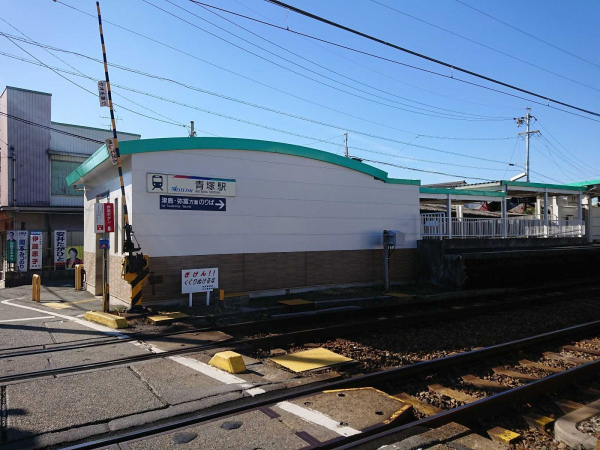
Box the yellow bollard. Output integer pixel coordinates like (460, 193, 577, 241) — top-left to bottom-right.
(31, 274, 41, 302)
(75, 264, 84, 291)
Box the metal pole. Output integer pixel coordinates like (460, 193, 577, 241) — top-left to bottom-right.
(190, 121, 196, 137)
(102, 247, 108, 312)
(578, 192, 583, 238)
(344, 133, 348, 158)
(543, 189, 549, 237)
(383, 243, 389, 291)
(446, 195, 452, 239)
(525, 109, 530, 182)
(501, 197, 507, 238)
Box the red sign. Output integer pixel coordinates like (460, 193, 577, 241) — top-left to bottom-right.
(104, 203, 114, 233)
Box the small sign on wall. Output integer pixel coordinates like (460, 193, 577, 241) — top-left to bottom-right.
(30, 231, 42, 270)
(106, 138, 117, 165)
(182, 268, 219, 294)
(160, 195, 226, 211)
(94, 203, 115, 233)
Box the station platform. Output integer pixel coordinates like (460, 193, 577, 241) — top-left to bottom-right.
(418, 238, 600, 288)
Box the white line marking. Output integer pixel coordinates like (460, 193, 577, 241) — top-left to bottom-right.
(1, 299, 129, 338)
(276, 401, 361, 437)
(169, 355, 246, 384)
(2, 298, 264, 396)
(0, 316, 54, 323)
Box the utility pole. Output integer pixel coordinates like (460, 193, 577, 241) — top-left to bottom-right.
(189, 121, 197, 137)
(511, 108, 539, 182)
(344, 133, 348, 158)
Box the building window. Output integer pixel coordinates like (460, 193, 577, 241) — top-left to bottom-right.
(51, 160, 84, 196)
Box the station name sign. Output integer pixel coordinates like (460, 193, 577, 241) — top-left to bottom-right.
(147, 173, 236, 197)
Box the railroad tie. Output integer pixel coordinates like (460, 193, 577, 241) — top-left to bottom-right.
(393, 392, 443, 417)
(487, 426, 521, 445)
(542, 352, 590, 365)
(518, 359, 563, 373)
(492, 367, 540, 382)
(522, 412, 555, 435)
(461, 374, 510, 392)
(427, 384, 478, 403)
(554, 398, 585, 414)
(562, 345, 600, 357)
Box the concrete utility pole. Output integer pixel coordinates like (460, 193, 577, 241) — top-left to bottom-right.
(344, 133, 348, 158)
(189, 121, 197, 137)
(511, 108, 539, 182)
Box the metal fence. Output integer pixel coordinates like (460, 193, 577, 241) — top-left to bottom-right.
(420, 214, 584, 239)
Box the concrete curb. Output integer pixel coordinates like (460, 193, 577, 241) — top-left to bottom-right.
(84, 311, 128, 329)
(554, 398, 600, 450)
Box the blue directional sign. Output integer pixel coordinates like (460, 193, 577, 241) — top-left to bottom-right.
(99, 239, 110, 250)
(159, 195, 226, 211)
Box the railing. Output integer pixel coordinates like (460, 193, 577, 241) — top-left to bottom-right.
(420, 214, 584, 239)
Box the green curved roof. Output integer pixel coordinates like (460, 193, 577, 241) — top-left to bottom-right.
(67, 137, 420, 186)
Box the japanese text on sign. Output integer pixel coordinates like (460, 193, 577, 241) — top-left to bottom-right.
(94, 203, 115, 233)
(54, 230, 67, 268)
(106, 138, 117, 165)
(30, 231, 42, 270)
(6, 231, 16, 264)
(97, 81, 109, 107)
(160, 195, 226, 211)
(182, 268, 219, 294)
(147, 173, 236, 197)
(17, 231, 28, 272)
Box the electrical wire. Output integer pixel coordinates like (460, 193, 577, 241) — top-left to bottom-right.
(454, 0, 600, 71)
(51, 0, 524, 139)
(0, 18, 190, 132)
(143, 0, 511, 122)
(368, 0, 600, 93)
(537, 133, 598, 177)
(0, 48, 521, 145)
(228, 0, 524, 111)
(536, 120, 598, 172)
(1, 31, 187, 130)
(188, 0, 513, 120)
(0, 111, 104, 143)
(357, 157, 496, 181)
(262, 0, 600, 119)
(503, 136, 521, 179)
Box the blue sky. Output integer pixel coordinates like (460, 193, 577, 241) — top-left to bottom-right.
(1, 0, 599, 185)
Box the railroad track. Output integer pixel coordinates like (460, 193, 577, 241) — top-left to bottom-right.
(60, 318, 600, 450)
(2, 277, 596, 360)
(0, 281, 600, 385)
(1, 280, 599, 385)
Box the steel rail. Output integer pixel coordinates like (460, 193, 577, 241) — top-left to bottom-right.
(1, 285, 598, 384)
(329, 359, 600, 449)
(61, 318, 600, 449)
(2, 278, 597, 360)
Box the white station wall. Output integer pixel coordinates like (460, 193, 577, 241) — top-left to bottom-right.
(129, 148, 420, 257)
(83, 157, 133, 256)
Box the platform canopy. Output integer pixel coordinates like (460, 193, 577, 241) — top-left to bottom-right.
(568, 179, 600, 197)
(455, 180, 584, 197)
(419, 187, 506, 204)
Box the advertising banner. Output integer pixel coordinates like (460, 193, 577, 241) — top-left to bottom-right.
(6, 230, 16, 263)
(17, 231, 28, 272)
(54, 230, 67, 268)
(30, 231, 42, 270)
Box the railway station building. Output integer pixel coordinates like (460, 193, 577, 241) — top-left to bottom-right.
(67, 137, 421, 307)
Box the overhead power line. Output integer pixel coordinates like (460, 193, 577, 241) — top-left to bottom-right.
(264, 0, 600, 119)
(358, 158, 495, 182)
(0, 41, 519, 142)
(144, 0, 509, 122)
(186, 0, 511, 120)
(228, 0, 523, 111)
(454, 0, 600, 71)
(0, 111, 104, 143)
(368, 0, 600, 93)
